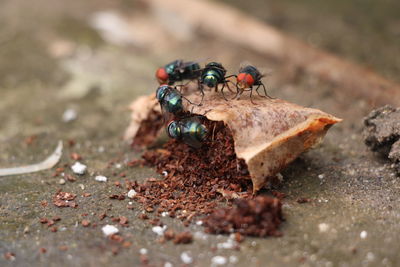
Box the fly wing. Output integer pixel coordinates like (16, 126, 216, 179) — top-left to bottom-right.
(239, 61, 273, 78)
(160, 103, 175, 126)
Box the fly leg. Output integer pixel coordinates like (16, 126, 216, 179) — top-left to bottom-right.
(249, 87, 257, 104)
(258, 82, 274, 99)
(220, 82, 229, 101)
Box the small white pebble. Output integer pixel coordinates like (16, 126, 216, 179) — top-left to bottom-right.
(164, 262, 173, 267)
(180, 252, 193, 264)
(217, 238, 236, 249)
(318, 223, 330, 233)
(211, 256, 227, 266)
(71, 162, 87, 175)
(196, 220, 203, 226)
(62, 108, 77, 122)
(139, 248, 148, 255)
(161, 211, 169, 217)
(152, 225, 167, 236)
(78, 184, 85, 190)
(162, 171, 168, 177)
(102, 225, 119, 236)
(127, 189, 137, 198)
(194, 231, 208, 241)
(115, 163, 122, 169)
(98, 146, 105, 153)
(229, 255, 238, 264)
(128, 202, 133, 205)
(360, 231, 368, 239)
(59, 178, 66, 185)
(318, 174, 325, 179)
(95, 175, 107, 182)
(366, 252, 375, 261)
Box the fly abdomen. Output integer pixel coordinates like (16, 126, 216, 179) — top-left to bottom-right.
(162, 89, 183, 114)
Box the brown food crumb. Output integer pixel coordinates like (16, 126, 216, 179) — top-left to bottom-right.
(24, 135, 37, 145)
(109, 234, 124, 243)
(173, 231, 193, 244)
(65, 174, 77, 182)
(234, 232, 245, 243)
(119, 216, 129, 226)
(140, 254, 149, 265)
(82, 192, 91, 197)
(132, 109, 164, 147)
(50, 226, 58, 232)
(164, 229, 175, 240)
(272, 191, 286, 200)
(99, 213, 107, 220)
(203, 196, 284, 237)
(39, 218, 48, 224)
(70, 152, 82, 161)
(127, 159, 144, 167)
(297, 198, 311, 204)
(109, 194, 125, 200)
(59, 245, 68, 251)
(39, 248, 47, 254)
(132, 120, 252, 223)
(4, 252, 15, 261)
(68, 139, 76, 147)
(122, 241, 132, 248)
(53, 190, 77, 208)
(52, 216, 61, 221)
(111, 247, 119, 255)
(81, 219, 91, 227)
(138, 213, 149, 220)
(40, 200, 48, 207)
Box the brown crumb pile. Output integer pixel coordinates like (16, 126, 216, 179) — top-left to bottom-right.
(130, 120, 253, 223)
(203, 196, 283, 237)
(53, 190, 77, 208)
(132, 109, 164, 147)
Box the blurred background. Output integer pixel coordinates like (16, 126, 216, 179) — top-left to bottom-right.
(0, 0, 399, 140)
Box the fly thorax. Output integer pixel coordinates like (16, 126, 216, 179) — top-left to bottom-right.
(167, 121, 181, 139)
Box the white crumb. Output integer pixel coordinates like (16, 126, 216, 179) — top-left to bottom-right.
(139, 248, 148, 255)
(360, 231, 368, 239)
(71, 162, 87, 175)
(95, 175, 107, 182)
(127, 189, 137, 198)
(102, 225, 119, 236)
(180, 252, 193, 264)
(62, 108, 77, 122)
(211, 256, 227, 266)
(318, 223, 330, 233)
(152, 225, 167, 236)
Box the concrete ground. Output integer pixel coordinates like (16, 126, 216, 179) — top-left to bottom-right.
(1, 0, 399, 266)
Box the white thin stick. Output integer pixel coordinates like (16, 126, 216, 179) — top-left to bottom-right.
(0, 141, 63, 177)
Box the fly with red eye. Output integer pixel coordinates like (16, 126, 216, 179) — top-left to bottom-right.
(235, 65, 273, 103)
(155, 60, 201, 86)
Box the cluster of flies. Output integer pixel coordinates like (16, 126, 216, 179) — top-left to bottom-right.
(155, 60, 272, 148)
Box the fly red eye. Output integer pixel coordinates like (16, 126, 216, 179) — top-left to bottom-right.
(237, 73, 246, 83)
(156, 68, 169, 83)
(237, 73, 254, 87)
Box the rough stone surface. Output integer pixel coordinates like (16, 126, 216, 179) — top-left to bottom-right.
(363, 105, 400, 172)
